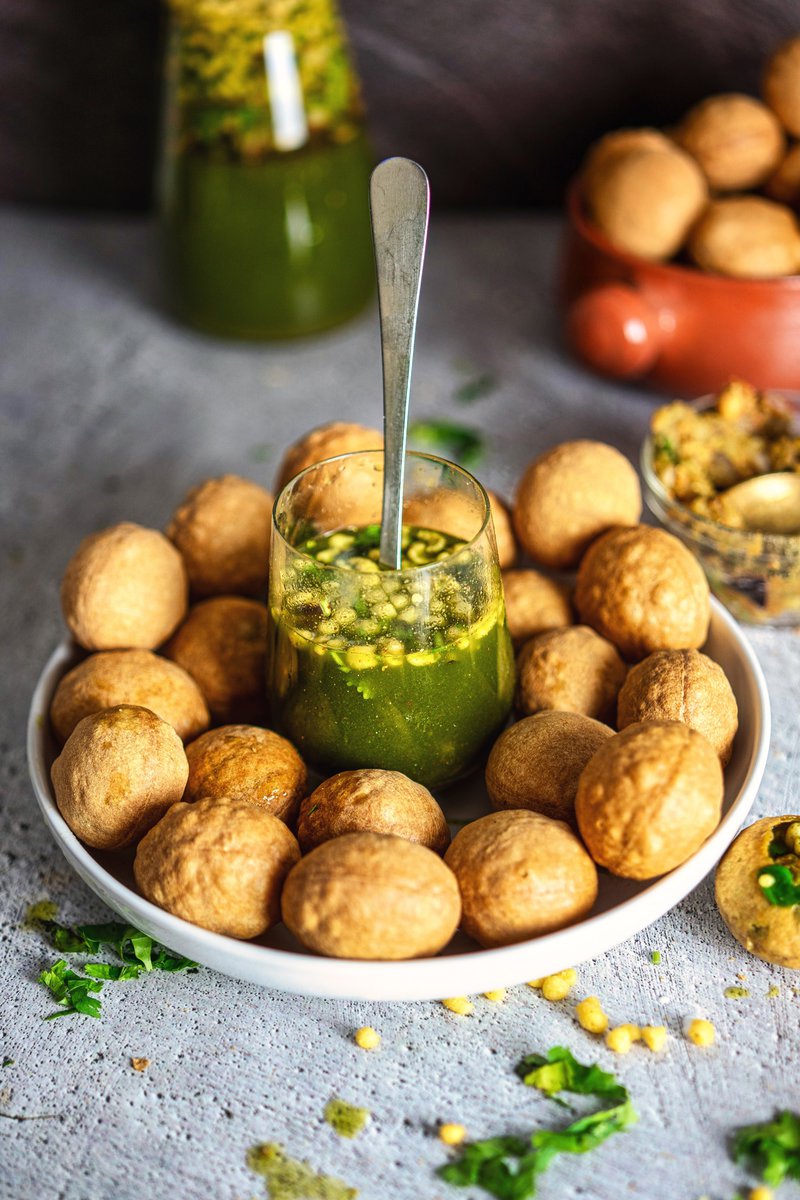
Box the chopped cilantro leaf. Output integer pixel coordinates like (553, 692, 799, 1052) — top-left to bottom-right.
(653, 433, 680, 465)
(408, 420, 485, 468)
(39, 960, 103, 1019)
(84, 962, 141, 981)
(733, 1110, 800, 1185)
(440, 1048, 636, 1198)
(757, 864, 800, 907)
(650, 950, 662, 965)
(2, 1058, 14, 1068)
(517, 1046, 628, 1106)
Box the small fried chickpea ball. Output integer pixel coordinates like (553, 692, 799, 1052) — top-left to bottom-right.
(167, 474, 273, 598)
(584, 146, 708, 261)
(515, 626, 627, 725)
(513, 441, 641, 570)
(675, 93, 785, 191)
(184, 725, 307, 823)
(715, 814, 800, 968)
(617, 649, 738, 765)
(486, 711, 613, 823)
(575, 526, 710, 662)
(275, 421, 383, 491)
(576, 720, 724, 879)
(688, 197, 800, 279)
(50, 649, 210, 744)
(765, 142, 800, 205)
(134, 796, 300, 939)
(164, 596, 268, 724)
(502, 569, 573, 646)
(61, 523, 188, 651)
(51, 705, 188, 850)
(764, 36, 800, 137)
(281, 832, 461, 960)
(297, 768, 450, 854)
(581, 127, 674, 193)
(444, 810, 598, 948)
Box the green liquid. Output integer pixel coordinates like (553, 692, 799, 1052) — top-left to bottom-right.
(160, 133, 374, 339)
(268, 524, 515, 788)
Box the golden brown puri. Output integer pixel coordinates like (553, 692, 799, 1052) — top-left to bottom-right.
(296, 769, 450, 855)
(281, 832, 461, 960)
(61, 522, 188, 652)
(575, 720, 724, 880)
(688, 196, 800, 279)
(617, 649, 738, 766)
(515, 625, 627, 725)
(765, 142, 800, 205)
(163, 596, 268, 724)
(486, 712, 614, 824)
(487, 492, 518, 570)
(444, 810, 598, 948)
(184, 725, 307, 823)
(584, 145, 707, 261)
(51, 705, 188, 851)
(402, 488, 517, 568)
(575, 525, 710, 662)
(513, 441, 642, 570)
(50, 649, 210, 744)
(167, 474, 273, 599)
(764, 36, 800, 138)
(134, 796, 300, 939)
(675, 93, 785, 191)
(581, 128, 674, 194)
(502, 568, 573, 646)
(715, 815, 800, 968)
(274, 421, 383, 491)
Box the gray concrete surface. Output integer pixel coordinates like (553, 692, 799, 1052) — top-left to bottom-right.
(0, 209, 798, 1200)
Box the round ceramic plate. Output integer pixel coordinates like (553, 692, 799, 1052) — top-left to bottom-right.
(27, 598, 770, 1002)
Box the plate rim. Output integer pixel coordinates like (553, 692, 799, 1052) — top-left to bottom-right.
(26, 598, 771, 1002)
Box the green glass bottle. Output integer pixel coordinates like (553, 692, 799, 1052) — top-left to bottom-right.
(158, 0, 374, 339)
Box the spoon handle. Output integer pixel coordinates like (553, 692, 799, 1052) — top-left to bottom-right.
(369, 157, 430, 570)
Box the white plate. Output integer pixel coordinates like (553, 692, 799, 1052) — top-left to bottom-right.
(27, 599, 770, 1002)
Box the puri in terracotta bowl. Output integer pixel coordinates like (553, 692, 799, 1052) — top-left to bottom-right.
(561, 181, 800, 395)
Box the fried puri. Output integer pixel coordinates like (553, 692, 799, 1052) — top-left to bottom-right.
(51, 705, 188, 850)
(281, 832, 461, 959)
(135, 796, 300, 939)
(184, 724, 307, 822)
(296, 768, 450, 854)
(575, 525, 710, 661)
(61, 523, 188, 651)
(576, 720, 724, 879)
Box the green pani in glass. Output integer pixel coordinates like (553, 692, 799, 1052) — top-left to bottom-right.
(159, 0, 373, 338)
(267, 451, 515, 788)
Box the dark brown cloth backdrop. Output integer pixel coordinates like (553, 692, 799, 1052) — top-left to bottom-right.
(2, 0, 797, 210)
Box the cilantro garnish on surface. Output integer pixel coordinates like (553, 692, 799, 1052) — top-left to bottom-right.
(35, 918, 198, 1019)
(733, 1110, 800, 1185)
(439, 1047, 636, 1199)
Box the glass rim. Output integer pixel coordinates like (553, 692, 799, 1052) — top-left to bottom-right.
(271, 448, 493, 575)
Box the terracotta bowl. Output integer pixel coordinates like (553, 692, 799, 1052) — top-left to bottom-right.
(561, 182, 800, 395)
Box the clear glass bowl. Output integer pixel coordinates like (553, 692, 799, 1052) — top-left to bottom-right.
(641, 394, 800, 627)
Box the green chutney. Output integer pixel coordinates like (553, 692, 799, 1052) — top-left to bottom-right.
(268, 524, 515, 788)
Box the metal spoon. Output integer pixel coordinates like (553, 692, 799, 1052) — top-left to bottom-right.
(720, 472, 800, 536)
(369, 157, 430, 569)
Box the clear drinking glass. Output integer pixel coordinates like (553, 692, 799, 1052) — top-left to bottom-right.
(267, 450, 515, 788)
